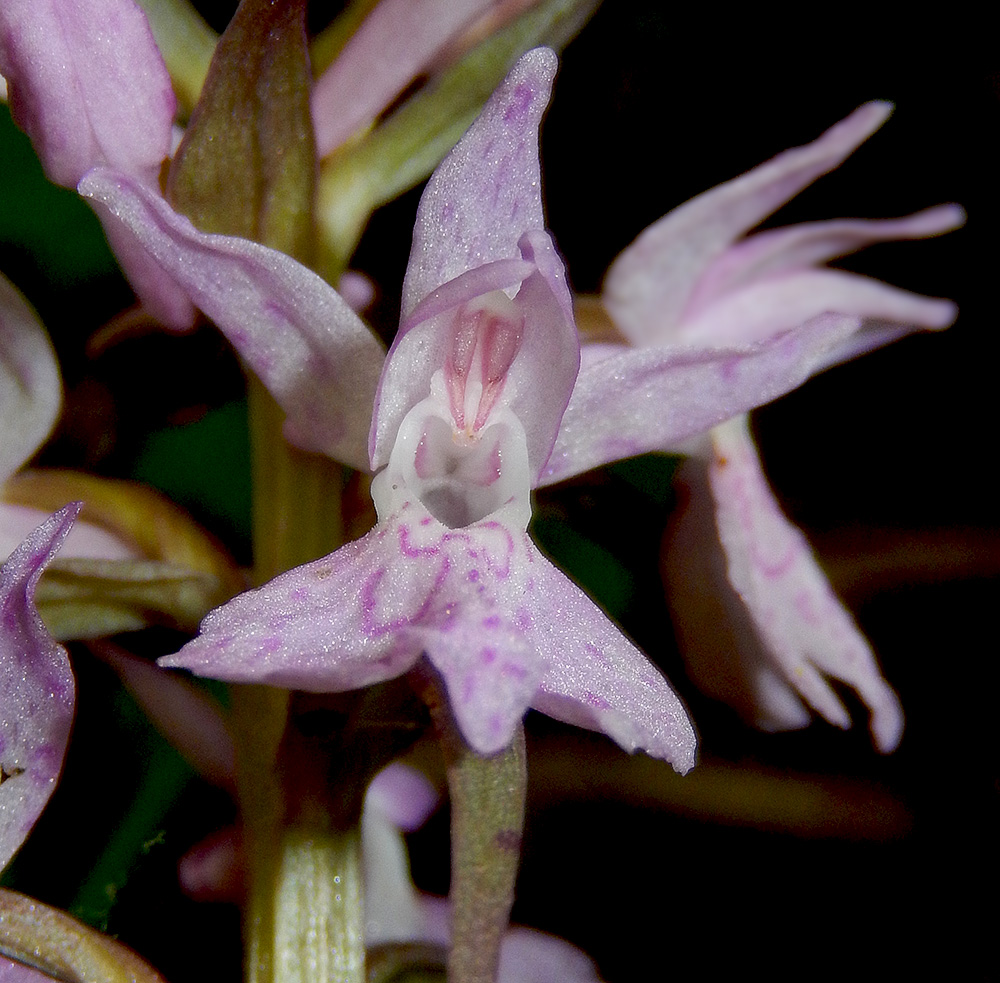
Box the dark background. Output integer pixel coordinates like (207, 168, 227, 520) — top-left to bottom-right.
(2, 3, 996, 980)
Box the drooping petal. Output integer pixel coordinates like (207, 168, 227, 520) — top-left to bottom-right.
(0, 0, 175, 189)
(0, 504, 80, 871)
(400, 46, 556, 320)
(311, 0, 494, 158)
(686, 416, 903, 751)
(682, 205, 965, 321)
(524, 541, 696, 773)
(362, 764, 439, 946)
(79, 167, 386, 470)
(541, 313, 865, 485)
(604, 102, 892, 346)
(0, 276, 61, 484)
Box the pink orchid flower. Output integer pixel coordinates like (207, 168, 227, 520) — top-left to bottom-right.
(156, 49, 696, 771)
(539, 103, 963, 752)
(0, 503, 80, 872)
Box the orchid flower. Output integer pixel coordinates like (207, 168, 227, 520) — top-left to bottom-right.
(158, 49, 696, 771)
(540, 103, 963, 752)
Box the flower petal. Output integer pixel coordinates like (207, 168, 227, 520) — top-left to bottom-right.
(0, 504, 80, 871)
(371, 232, 577, 479)
(604, 102, 892, 346)
(524, 543, 696, 773)
(311, 0, 494, 158)
(93, 642, 235, 789)
(0, 0, 174, 188)
(79, 167, 386, 470)
(682, 206, 965, 321)
(400, 46, 556, 320)
(0, 276, 61, 484)
(678, 416, 903, 752)
(674, 268, 957, 347)
(541, 313, 864, 485)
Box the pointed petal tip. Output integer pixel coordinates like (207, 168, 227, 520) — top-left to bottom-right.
(871, 689, 905, 754)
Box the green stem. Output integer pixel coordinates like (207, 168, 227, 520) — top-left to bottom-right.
(420, 677, 526, 983)
(271, 827, 365, 983)
(248, 375, 345, 585)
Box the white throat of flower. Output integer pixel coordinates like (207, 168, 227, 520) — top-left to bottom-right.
(372, 291, 532, 531)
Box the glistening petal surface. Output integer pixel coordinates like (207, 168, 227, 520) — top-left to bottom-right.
(0, 504, 80, 870)
(80, 168, 386, 470)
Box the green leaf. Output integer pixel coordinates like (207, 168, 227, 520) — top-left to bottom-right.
(166, 0, 315, 262)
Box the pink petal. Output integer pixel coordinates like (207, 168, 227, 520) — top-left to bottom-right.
(372, 235, 577, 480)
(400, 47, 557, 321)
(311, 0, 493, 158)
(79, 168, 386, 470)
(680, 416, 902, 751)
(674, 268, 957, 347)
(683, 206, 965, 321)
(497, 927, 602, 983)
(0, 0, 174, 189)
(0, 504, 80, 870)
(0, 504, 137, 564)
(0, 276, 61, 483)
(98, 212, 197, 330)
(93, 642, 235, 789)
(524, 541, 696, 773)
(541, 313, 864, 485)
(365, 762, 440, 833)
(604, 102, 892, 346)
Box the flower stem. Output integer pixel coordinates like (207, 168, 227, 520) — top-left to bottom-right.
(248, 375, 345, 585)
(420, 675, 526, 983)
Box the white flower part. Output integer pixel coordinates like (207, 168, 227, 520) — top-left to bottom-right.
(372, 290, 532, 532)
